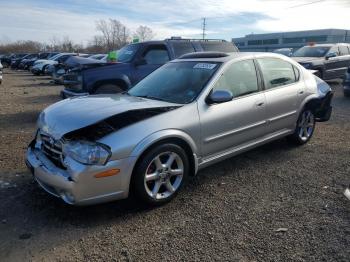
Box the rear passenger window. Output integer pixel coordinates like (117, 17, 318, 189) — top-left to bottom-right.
(339, 46, 349, 56)
(172, 42, 195, 58)
(257, 58, 297, 89)
(213, 59, 259, 98)
(143, 45, 170, 65)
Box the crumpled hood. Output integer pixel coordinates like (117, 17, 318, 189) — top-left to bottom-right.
(291, 57, 323, 63)
(39, 94, 179, 139)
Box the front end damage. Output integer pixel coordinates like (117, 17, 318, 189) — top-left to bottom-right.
(26, 130, 135, 205)
(25, 95, 181, 205)
(307, 75, 334, 122)
(312, 91, 333, 122)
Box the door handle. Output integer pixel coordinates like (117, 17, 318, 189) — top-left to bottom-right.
(256, 102, 264, 107)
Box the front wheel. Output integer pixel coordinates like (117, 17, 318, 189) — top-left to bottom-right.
(132, 144, 189, 206)
(287, 109, 316, 145)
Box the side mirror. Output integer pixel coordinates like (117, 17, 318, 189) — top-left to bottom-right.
(326, 52, 337, 60)
(206, 90, 233, 105)
(134, 58, 147, 66)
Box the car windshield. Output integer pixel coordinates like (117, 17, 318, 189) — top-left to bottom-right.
(49, 54, 61, 60)
(117, 44, 139, 63)
(292, 46, 331, 57)
(128, 61, 221, 104)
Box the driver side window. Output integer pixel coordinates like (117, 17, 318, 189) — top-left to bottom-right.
(142, 45, 170, 65)
(213, 59, 259, 98)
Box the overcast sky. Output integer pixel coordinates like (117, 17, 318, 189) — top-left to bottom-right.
(0, 0, 349, 45)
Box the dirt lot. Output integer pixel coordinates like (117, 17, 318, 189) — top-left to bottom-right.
(0, 69, 349, 262)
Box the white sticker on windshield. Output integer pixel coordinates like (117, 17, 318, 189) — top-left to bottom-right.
(125, 51, 133, 55)
(193, 63, 217, 70)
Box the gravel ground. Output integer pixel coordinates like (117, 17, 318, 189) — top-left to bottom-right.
(0, 69, 349, 262)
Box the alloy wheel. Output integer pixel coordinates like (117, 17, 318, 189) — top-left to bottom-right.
(144, 151, 184, 200)
(298, 110, 315, 141)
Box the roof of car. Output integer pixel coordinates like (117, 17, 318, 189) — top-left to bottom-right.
(173, 52, 287, 63)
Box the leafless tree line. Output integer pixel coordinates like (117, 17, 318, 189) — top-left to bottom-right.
(0, 19, 155, 54)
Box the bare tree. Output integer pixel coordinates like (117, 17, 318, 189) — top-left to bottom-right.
(134, 26, 155, 42)
(95, 19, 130, 51)
(0, 40, 44, 53)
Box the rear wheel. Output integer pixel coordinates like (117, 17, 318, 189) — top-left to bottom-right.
(287, 108, 316, 145)
(94, 84, 123, 94)
(132, 144, 189, 206)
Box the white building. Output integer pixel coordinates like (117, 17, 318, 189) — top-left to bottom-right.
(232, 29, 350, 51)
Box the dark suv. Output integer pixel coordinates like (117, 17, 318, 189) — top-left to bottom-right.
(61, 39, 238, 97)
(291, 43, 350, 80)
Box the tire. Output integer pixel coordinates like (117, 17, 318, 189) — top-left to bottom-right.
(94, 84, 123, 94)
(287, 108, 316, 145)
(132, 143, 189, 206)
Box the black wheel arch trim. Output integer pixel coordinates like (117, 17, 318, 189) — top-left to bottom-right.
(305, 91, 334, 122)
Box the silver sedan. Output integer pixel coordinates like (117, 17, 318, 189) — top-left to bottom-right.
(26, 52, 333, 206)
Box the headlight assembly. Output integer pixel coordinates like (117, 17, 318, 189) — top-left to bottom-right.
(63, 141, 111, 165)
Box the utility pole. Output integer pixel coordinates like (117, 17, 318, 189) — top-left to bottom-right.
(202, 17, 206, 40)
(123, 26, 126, 44)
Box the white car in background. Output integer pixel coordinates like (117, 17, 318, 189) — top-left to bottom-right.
(31, 53, 76, 75)
(0, 61, 3, 84)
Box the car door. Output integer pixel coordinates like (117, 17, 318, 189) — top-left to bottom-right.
(132, 44, 170, 84)
(324, 46, 341, 79)
(198, 59, 267, 158)
(337, 45, 350, 77)
(256, 57, 303, 134)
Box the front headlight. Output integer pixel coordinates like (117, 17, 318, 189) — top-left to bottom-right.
(63, 141, 111, 165)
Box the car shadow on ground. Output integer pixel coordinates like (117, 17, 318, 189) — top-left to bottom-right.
(0, 110, 41, 129)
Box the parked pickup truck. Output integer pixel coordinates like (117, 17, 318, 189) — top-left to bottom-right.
(61, 39, 238, 97)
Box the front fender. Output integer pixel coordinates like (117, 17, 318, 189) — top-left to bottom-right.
(130, 129, 199, 173)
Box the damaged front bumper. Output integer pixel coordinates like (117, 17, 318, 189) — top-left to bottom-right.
(314, 91, 334, 122)
(26, 140, 136, 205)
